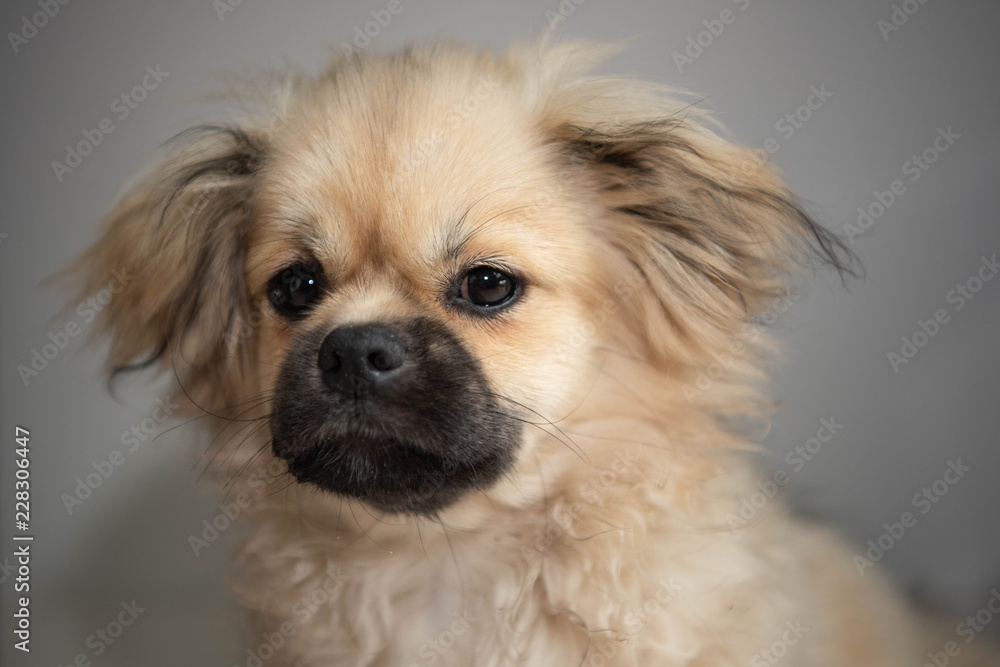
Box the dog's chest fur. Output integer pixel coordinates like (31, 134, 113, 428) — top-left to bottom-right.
(230, 424, 922, 667)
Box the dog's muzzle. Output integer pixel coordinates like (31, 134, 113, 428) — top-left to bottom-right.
(270, 318, 521, 514)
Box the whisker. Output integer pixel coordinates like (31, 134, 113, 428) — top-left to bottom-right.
(221, 423, 274, 492)
(156, 412, 214, 445)
(346, 498, 391, 552)
(437, 518, 466, 596)
(200, 418, 266, 485)
(169, 358, 268, 422)
(226, 438, 272, 487)
(196, 398, 275, 481)
(477, 392, 588, 463)
(217, 355, 284, 370)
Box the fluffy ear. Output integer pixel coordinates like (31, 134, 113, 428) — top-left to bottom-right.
(538, 69, 854, 371)
(65, 125, 267, 403)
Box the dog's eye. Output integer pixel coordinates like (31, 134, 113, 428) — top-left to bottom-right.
(460, 266, 516, 308)
(268, 262, 326, 319)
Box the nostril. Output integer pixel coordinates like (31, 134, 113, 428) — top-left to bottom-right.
(318, 347, 341, 372)
(369, 351, 393, 372)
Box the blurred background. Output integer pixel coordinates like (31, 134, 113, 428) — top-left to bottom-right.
(1, 0, 998, 664)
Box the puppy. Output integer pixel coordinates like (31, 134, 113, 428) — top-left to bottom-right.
(69, 40, 996, 666)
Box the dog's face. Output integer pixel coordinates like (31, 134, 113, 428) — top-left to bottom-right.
(71, 42, 847, 515)
(250, 82, 607, 512)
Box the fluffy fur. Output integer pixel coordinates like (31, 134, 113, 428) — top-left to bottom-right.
(69, 40, 996, 665)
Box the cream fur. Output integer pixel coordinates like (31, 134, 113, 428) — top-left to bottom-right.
(69, 39, 997, 666)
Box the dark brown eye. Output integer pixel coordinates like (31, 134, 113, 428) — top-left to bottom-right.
(460, 266, 516, 308)
(268, 262, 326, 319)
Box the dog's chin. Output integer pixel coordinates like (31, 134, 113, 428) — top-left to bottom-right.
(276, 430, 512, 514)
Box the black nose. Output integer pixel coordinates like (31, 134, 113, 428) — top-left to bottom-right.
(318, 324, 408, 396)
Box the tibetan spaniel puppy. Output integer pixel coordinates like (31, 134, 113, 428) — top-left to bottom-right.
(68, 40, 996, 666)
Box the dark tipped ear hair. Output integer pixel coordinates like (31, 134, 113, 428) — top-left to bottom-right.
(66, 125, 267, 402)
(552, 114, 856, 366)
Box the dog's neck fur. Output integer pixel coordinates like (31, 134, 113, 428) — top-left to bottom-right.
(219, 352, 917, 666)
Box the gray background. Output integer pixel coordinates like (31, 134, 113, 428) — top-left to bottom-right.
(2, 0, 998, 664)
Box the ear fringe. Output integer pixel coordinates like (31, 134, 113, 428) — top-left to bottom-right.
(63, 124, 268, 406)
(531, 42, 858, 423)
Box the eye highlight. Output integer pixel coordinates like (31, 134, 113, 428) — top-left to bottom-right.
(459, 266, 517, 309)
(268, 261, 326, 319)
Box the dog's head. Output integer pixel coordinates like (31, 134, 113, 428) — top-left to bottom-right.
(71, 41, 849, 515)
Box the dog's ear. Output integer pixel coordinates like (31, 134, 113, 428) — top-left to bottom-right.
(66, 125, 267, 404)
(541, 78, 854, 373)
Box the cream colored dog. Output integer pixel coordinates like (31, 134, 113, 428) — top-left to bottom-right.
(70, 40, 996, 666)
